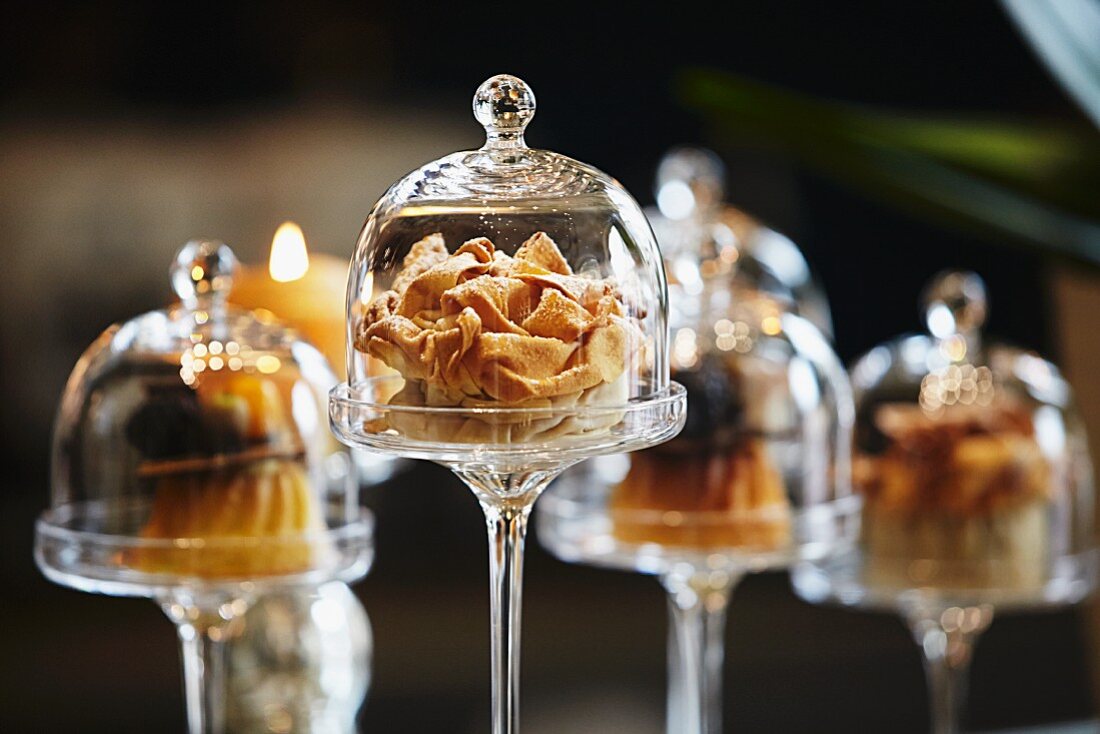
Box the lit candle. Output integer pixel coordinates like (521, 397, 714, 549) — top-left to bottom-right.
(231, 222, 349, 378)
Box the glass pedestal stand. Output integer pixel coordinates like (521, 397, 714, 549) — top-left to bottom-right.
(903, 600, 992, 734)
(793, 549, 1098, 734)
(224, 581, 371, 734)
(662, 568, 740, 734)
(330, 377, 686, 734)
(35, 503, 374, 734)
(537, 474, 860, 734)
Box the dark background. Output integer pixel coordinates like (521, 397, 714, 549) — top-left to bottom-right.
(1, 2, 1097, 732)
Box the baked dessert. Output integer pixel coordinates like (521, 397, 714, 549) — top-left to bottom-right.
(611, 439, 791, 549)
(857, 401, 1051, 589)
(354, 232, 640, 442)
(125, 370, 327, 578)
(609, 353, 792, 550)
(132, 459, 325, 577)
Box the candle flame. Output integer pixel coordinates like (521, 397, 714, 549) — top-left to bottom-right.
(269, 221, 310, 282)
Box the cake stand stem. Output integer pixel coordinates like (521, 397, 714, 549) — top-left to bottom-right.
(455, 468, 563, 734)
(662, 570, 741, 734)
(904, 602, 993, 734)
(162, 593, 249, 734)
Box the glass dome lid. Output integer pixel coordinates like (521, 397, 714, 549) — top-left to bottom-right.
(849, 270, 1095, 598)
(39, 240, 370, 593)
(646, 146, 833, 339)
(342, 74, 671, 437)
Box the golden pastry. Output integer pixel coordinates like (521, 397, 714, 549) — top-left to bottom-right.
(610, 439, 791, 550)
(609, 353, 792, 551)
(130, 459, 327, 578)
(356, 232, 639, 441)
(858, 402, 1051, 589)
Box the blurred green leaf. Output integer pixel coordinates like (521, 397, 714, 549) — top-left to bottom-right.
(678, 68, 1100, 266)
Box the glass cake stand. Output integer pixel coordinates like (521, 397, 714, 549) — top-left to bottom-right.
(335, 72, 686, 734)
(36, 239, 375, 734)
(536, 162, 854, 734)
(792, 271, 1097, 734)
(331, 376, 685, 734)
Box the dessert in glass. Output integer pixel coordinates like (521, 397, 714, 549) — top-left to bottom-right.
(645, 146, 833, 337)
(538, 185, 857, 734)
(792, 271, 1096, 734)
(36, 240, 374, 734)
(328, 74, 686, 734)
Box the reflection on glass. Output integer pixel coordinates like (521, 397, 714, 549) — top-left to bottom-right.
(646, 146, 833, 339)
(226, 582, 371, 734)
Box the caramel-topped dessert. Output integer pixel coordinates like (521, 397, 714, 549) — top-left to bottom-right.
(611, 440, 790, 549)
(858, 401, 1051, 589)
(609, 353, 792, 550)
(125, 370, 326, 578)
(355, 232, 640, 441)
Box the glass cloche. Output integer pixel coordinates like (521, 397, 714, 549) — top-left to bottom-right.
(329, 74, 685, 734)
(792, 270, 1096, 734)
(538, 206, 854, 734)
(646, 146, 833, 338)
(333, 73, 682, 463)
(804, 269, 1096, 605)
(36, 239, 373, 734)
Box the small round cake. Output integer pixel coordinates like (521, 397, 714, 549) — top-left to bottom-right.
(858, 401, 1050, 590)
(608, 350, 794, 552)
